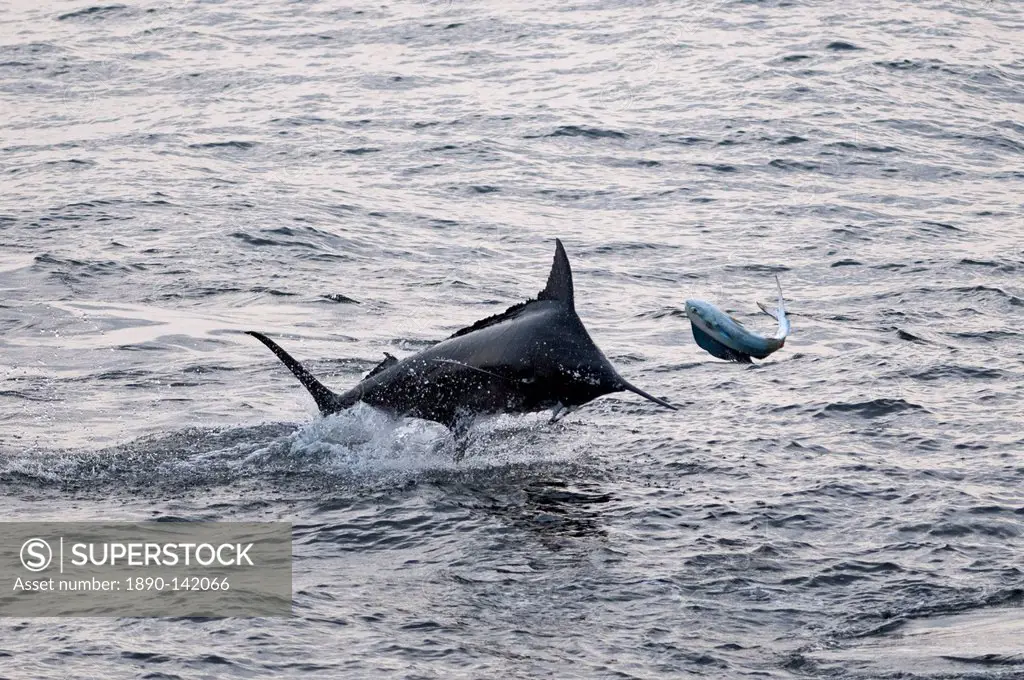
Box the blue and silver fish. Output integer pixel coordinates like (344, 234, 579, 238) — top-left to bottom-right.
(684, 276, 791, 363)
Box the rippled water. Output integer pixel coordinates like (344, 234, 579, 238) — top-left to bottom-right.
(2, 0, 1022, 677)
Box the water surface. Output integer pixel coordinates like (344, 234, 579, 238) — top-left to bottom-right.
(1, 0, 1022, 677)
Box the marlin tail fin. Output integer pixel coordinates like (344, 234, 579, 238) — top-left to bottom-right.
(246, 331, 344, 415)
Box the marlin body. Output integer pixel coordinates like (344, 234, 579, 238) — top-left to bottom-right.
(684, 275, 791, 363)
(248, 240, 676, 431)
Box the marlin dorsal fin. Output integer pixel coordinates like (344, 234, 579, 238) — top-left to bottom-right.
(537, 238, 575, 307)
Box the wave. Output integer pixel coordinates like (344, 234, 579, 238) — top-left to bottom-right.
(0, 404, 586, 494)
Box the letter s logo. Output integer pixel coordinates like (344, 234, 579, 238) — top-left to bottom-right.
(20, 538, 53, 572)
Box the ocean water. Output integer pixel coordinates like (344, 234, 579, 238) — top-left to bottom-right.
(1, 0, 1022, 677)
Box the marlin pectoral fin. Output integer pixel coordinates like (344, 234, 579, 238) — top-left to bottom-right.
(550, 402, 577, 422)
(431, 358, 510, 382)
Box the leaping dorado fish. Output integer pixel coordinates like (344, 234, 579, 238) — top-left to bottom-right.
(684, 275, 791, 363)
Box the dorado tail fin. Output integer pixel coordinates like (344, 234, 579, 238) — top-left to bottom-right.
(755, 274, 790, 341)
(246, 331, 344, 415)
(756, 300, 778, 321)
(619, 378, 678, 410)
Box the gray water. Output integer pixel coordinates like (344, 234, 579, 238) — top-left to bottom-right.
(1, 0, 1023, 678)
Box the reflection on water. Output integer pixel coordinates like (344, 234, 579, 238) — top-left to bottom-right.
(1, 0, 1022, 676)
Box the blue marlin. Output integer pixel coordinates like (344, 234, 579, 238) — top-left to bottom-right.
(247, 239, 676, 433)
(684, 275, 791, 363)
